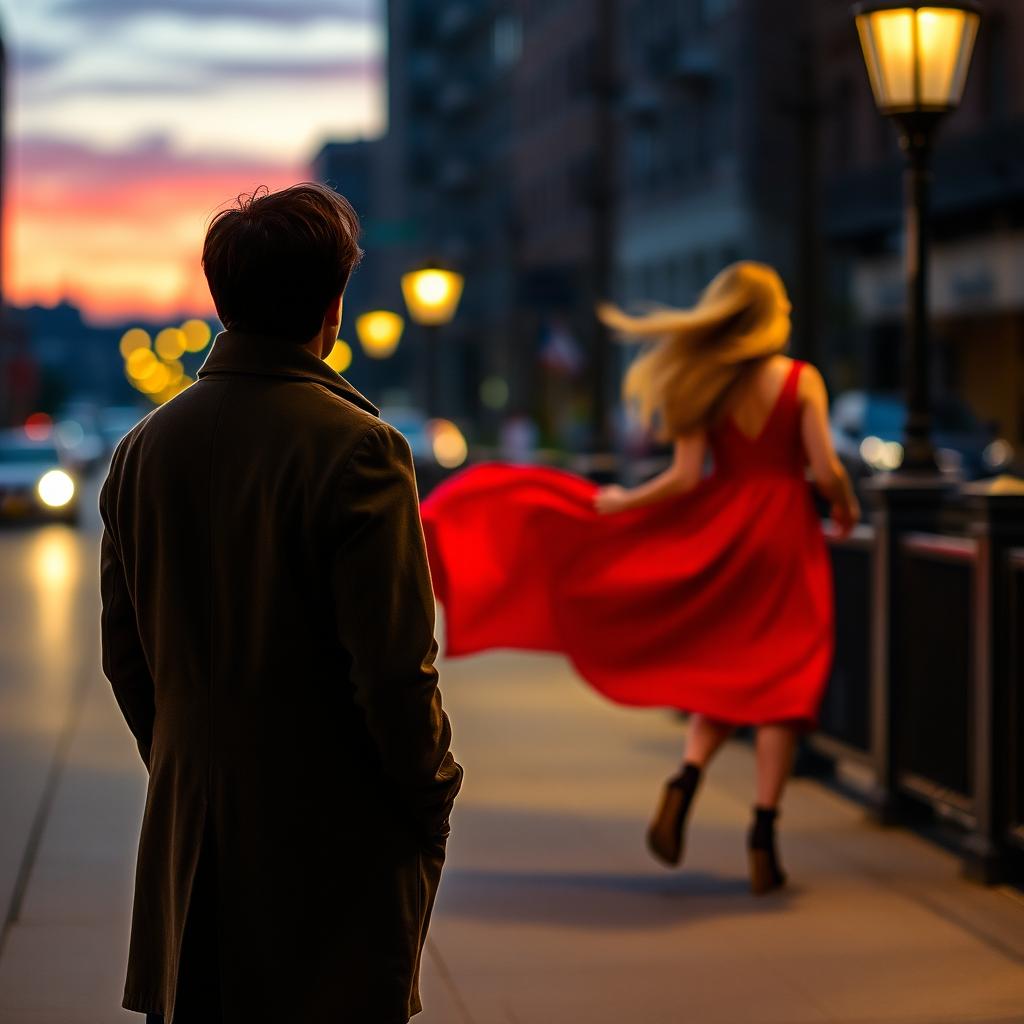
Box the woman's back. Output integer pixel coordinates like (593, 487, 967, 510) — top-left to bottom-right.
(708, 355, 807, 481)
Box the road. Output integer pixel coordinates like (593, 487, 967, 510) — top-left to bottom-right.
(1, 488, 1023, 1023)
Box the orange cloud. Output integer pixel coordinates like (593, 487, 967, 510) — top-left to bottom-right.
(7, 136, 308, 324)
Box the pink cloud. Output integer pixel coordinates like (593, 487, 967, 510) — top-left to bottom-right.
(7, 135, 311, 323)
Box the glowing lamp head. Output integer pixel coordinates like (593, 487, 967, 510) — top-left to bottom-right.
(853, 2, 981, 116)
(356, 311, 405, 358)
(37, 469, 75, 508)
(401, 267, 465, 326)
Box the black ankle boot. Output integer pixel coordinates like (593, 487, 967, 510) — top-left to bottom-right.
(748, 806, 787, 895)
(647, 763, 701, 867)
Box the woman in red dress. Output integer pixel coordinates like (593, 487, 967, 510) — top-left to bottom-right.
(421, 262, 859, 893)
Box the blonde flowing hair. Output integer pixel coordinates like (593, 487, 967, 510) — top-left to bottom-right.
(599, 261, 792, 439)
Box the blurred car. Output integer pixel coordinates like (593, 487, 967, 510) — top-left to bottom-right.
(0, 431, 80, 524)
(380, 406, 433, 463)
(379, 405, 469, 497)
(99, 405, 146, 455)
(52, 402, 107, 474)
(831, 391, 1013, 483)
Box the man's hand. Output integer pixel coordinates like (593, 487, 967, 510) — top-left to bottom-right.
(594, 484, 631, 515)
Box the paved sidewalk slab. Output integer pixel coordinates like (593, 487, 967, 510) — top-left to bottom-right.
(1, 641, 1023, 1023)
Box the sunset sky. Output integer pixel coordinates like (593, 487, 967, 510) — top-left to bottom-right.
(3, 0, 384, 324)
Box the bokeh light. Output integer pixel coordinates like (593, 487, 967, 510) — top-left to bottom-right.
(126, 347, 157, 380)
(325, 340, 353, 374)
(119, 328, 151, 360)
(24, 412, 53, 441)
(356, 310, 404, 359)
(138, 364, 171, 394)
(181, 319, 213, 353)
(55, 420, 85, 449)
(155, 327, 188, 361)
(427, 418, 468, 469)
(37, 469, 75, 508)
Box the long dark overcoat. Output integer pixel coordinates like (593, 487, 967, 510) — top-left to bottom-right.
(99, 330, 463, 1023)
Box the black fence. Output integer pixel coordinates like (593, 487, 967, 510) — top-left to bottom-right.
(811, 479, 1024, 884)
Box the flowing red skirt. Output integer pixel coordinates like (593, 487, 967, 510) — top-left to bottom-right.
(420, 463, 833, 727)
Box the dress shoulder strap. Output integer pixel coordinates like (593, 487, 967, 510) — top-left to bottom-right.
(782, 359, 805, 404)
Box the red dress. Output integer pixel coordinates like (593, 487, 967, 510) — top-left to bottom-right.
(420, 360, 833, 726)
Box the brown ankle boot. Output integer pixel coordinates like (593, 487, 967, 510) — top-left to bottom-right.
(646, 764, 700, 867)
(748, 806, 787, 895)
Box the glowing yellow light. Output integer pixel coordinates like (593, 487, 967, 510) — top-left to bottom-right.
(119, 328, 151, 360)
(180, 319, 212, 353)
(324, 340, 353, 374)
(401, 268, 465, 326)
(428, 418, 468, 469)
(356, 310, 405, 358)
(126, 347, 157, 380)
(37, 469, 75, 508)
(855, 5, 980, 114)
(163, 359, 184, 385)
(138, 364, 171, 394)
(32, 528, 77, 588)
(155, 327, 187, 361)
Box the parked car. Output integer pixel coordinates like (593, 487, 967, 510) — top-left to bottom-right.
(99, 405, 146, 455)
(0, 431, 80, 524)
(379, 405, 469, 497)
(831, 391, 1013, 485)
(52, 401, 107, 475)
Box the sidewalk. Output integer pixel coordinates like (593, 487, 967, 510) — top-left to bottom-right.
(2, 641, 1023, 1023)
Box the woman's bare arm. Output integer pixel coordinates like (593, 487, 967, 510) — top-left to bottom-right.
(594, 432, 706, 514)
(799, 365, 860, 536)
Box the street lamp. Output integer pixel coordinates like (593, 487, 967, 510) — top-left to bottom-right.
(401, 266, 464, 416)
(356, 310, 404, 359)
(853, 1, 981, 473)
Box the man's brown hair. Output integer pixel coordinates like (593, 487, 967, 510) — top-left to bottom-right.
(202, 183, 363, 341)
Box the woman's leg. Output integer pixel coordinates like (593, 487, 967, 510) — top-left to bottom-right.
(684, 714, 735, 768)
(648, 715, 734, 866)
(754, 723, 797, 808)
(749, 722, 798, 894)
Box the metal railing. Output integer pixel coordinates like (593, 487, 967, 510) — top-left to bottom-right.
(814, 481, 1024, 884)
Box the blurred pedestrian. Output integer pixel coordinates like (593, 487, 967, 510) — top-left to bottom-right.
(422, 262, 856, 894)
(100, 183, 462, 1023)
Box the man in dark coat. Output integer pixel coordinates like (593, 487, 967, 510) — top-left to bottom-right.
(99, 183, 463, 1024)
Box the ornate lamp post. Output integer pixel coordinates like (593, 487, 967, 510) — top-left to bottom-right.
(355, 310, 404, 360)
(401, 266, 464, 416)
(852, 1, 981, 473)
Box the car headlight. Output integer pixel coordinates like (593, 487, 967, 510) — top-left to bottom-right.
(37, 469, 75, 508)
(983, 438, 1014, 471)
(859, 435, 903, 471)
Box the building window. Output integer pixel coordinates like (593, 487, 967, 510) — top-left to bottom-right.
(493, 14, 523, 70)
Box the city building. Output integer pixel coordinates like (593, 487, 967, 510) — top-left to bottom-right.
(613, 0, 819, 358)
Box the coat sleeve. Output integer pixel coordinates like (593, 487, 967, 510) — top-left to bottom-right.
(333, 423, 463, 844)
(99, 473, 156, 770)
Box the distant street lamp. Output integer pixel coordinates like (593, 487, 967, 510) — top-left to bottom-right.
(356, 310, 404, 359)
(401, 266, 464, 416)
(853, 1, 981, 473)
